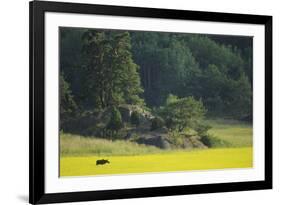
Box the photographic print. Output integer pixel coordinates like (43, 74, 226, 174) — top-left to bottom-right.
(59, 27, 253, 177)
(30, 1, 272, 203)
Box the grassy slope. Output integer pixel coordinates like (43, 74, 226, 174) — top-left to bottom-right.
(60, 119, 253, 176)
(60, 147, 252, 176)
(207, 119, 252, 147)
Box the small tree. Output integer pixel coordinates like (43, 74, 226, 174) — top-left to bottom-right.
(106, 107, 123, 137)
(130, 111, 140, 127)
(163, 96, 206, 132)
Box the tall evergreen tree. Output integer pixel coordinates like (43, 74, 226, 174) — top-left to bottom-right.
(82, 30, 144, 109)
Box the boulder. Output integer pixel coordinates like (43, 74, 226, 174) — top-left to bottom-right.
(151, 127, 168, 134)
(190, 136, 208, 149)
(118, 104, 155, 123)
(136, 135, 171, 149)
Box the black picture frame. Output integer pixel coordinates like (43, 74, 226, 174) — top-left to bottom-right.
(29, 0, 272, 204)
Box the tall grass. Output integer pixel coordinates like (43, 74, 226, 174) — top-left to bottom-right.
(60, 133, 163, 157)
(60, 119, 252, 157)
(206, 119, 252, 147)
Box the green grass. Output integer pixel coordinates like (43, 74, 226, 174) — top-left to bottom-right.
(60, 119, 253, 176)
(206, 119, 252, 147)
(60, 147, 252, 176)
(60, 133, 163, 157)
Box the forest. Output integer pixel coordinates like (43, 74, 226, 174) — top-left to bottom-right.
(59, 27, 253, 176)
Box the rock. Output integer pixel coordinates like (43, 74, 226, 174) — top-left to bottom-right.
(118, 104, 155, 123)
(136, 135, 171, 149)
(182, 138, 193, 149)
(162, 139, 171, 149)
(151, 127, 168, 134)
(190, 136, 208, 149)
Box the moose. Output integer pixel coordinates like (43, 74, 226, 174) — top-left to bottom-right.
(96, 159, 110, 165)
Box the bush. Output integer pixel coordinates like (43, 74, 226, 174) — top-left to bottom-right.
(167, 131, 185, 147)
(161, 95, 206, 132)
(130, 111, 140, 127)
(200, 134, 230, 148)
(194, 123, 212, 136)
(150, 117, 165, 131)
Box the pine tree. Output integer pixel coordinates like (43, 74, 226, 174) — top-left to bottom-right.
(82, 30, 144, 109)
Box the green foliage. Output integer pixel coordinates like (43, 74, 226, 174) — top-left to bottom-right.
(150, 117, 165, 131)
(161, 95, 206, 132)
(106, 107, 123, 134)
(60, 74, 77, 128)
(200, 134, 230, 148)
(225, 74, 252, 118)
(167, 131, 185, 147)
(131, 32, 200, 106)
(82, 30, 144, 109)
(165, 94, 179, 105)
(59, 27, 253, 136)
(184, 35, 252, 118)
(130, 111, 140, 127)
(194, 123, 212, 136)
(59, 28, 89, 108)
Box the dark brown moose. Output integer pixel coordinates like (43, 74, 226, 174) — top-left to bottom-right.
(96, 159, 110, 165)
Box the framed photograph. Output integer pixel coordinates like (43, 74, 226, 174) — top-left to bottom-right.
(29, 0, 272, 204)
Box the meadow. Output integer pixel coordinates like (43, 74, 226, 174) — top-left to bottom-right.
(207, 119, 252, 147)
(60, 120, 253, 177)
(60, 147, 252, 176)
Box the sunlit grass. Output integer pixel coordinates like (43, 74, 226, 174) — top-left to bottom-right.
(60, 147, 252, 176)
(60, 133, 163, 157)
(60, 119, 253, 176)
(206, 119, 252, 147)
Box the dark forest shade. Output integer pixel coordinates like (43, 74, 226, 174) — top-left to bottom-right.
(59, 27, 253, 133)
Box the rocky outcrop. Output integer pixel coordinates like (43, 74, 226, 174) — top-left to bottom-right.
(136, 135, 171, 149)
(131, 130, 207, 150)
(129, 131, 208, 150)
(118, 104, 154, 123)
(189, 136, 208, 149)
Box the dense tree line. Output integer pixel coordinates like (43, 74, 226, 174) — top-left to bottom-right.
(60, 27, 253, 129)
(130, 32, 252, 118)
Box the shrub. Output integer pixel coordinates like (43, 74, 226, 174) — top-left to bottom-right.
(167, 131, 185, 147)
(130, 111, 140, 127)
(161, 95, 207, 132)
(194, 123, 212, 136)
(150, 117, 165, 131)
(200, 134, 230, 148)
